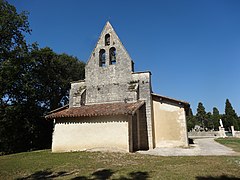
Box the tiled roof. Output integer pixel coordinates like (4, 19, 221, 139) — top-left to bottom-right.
(45, 101, 145, 119)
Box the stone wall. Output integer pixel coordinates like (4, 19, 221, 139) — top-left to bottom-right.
(69, 80, 86, 107)
(188, 131, 240, 138)
(85, 83, 138, 104)
(51, 21, 192, 153)
(85, 22, 134, 105)
(132, 72, 153, 148)
(188, 131, 220, 137)
(129, 104, 149, 152)
(234, 131, 240, 138)
(152, 99, 188, 148)
(52, 115, 129, 152)
(137, 103, 149, 150)
(68, 22, 153, 149)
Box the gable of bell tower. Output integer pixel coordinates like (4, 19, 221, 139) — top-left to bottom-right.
(85, 21, 134, 85)
(83, 22, 138, 104)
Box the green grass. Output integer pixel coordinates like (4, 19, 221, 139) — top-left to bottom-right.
(0, 150, 240, 179)
(215, 137, 240, 152)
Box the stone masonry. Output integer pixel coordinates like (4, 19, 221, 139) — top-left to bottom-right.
(68, 22, 154, 149)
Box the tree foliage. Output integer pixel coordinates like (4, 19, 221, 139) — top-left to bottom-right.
(205, 111, 213, 130)
(0, 1, 85, 154)
(0, 0, 31, 63)
(28, 46, 85, 110)
(186, 108, 196, 131)
(187, 101, 240, 132)
(0, 45, 85, 153)
(195, 102, 207, 128)
(212, 107, 221, 130)
(223, 99, 239, 131)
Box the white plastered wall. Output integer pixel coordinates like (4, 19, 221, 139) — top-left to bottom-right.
(153, 100, 188, 147)
(52, 115, 129, 152)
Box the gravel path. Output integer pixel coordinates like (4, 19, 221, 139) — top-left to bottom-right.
(138, 137, 240, 156)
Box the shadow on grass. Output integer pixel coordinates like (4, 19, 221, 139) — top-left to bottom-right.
(16, 169, 73, 179)
(17, 168, 149, 180)
(196, 175, 240, 180)
(71, 169, 149, 180)
(118, 171, 149, 180)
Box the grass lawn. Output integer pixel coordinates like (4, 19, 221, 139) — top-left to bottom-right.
(215, 137, 240, 152)
(0, 150, 240, 180)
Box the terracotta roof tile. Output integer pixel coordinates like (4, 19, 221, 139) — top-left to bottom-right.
(45, 101, 145, 119)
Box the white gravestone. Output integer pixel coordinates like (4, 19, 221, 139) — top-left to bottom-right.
(219, 119, 226, 138)
(219, 119, 223, 128)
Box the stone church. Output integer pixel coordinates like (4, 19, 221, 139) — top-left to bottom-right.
(46, 22, 189, 152)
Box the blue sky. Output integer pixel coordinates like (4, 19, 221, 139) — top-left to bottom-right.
(9, 0, 240, 115)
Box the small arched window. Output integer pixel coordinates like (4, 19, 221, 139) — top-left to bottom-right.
(105, 34, 110, 46)
(109, 47, 116, 65)
(99, 49, 106, 67)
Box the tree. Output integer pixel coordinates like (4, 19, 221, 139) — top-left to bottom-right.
(0, 46, 85, 154)
(196, 102, 207, 129)
(212, 107, 221, 130)
(186, 108, 196, 131)
(0, 0, 31, 63)
(0, 1, 85, 154)
(0, 0, 32, 153)
(29, 46, 85, 111)
(224, 99, 239, 131)
(205, 112, 213, 130)
(0, 0, 31, 106)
